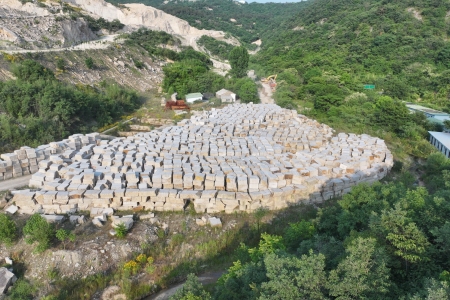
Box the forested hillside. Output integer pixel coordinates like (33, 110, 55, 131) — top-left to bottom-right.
(255, 0, 450, 107)
(0, 29, 201, 153)
(243, 0, 450, 159)
(106, 0, 307, 44)
(0, 59, 139, 153)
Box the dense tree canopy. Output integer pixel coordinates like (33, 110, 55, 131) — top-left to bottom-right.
(0, 60, 139, 152)
(206, 156, 450, 299)
(229, 46, 249, 78)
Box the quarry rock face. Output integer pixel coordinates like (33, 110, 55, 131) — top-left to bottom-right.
(64, 0, 233, 45)
(0, 0, 50, 17)
(0, 0, 238, 50)
(0, 2, 97, 49)
(3, 104, 393, 214)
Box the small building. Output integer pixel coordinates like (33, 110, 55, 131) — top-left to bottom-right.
(202, 92, 215, 100)
(216, 89, 237, 103)
(429, 131, 450, 158)
(405, 103, 450, 121)
(185, 93, 203, 103)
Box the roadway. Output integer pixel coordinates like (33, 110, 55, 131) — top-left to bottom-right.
(0, 175, 32, 192)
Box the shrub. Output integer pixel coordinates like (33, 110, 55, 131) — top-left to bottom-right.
(123, 260, 139, 275)
(134, 60, 144, 69)
(7, 279, 35, 300)
(284, 220, 315, 250)
(156, 228, 166, 239)
(115, 223, 127, 239)
(145, 256, 155, 274)
(136, 254, 147, 265)
(0, 213, 17, 246)
(85, 57, 94, 69)
(23, 214, 55, 253)
(56, 58, 65, 71)
(171, 273, 211, 300)
(56, 229, 75, 249)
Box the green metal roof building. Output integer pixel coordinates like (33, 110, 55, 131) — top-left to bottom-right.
(185, 93, 203, 103)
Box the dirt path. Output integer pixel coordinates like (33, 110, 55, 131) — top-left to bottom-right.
(0, 175, 31, 192)
(247, 70, 274, 104)
(3, 34, 119, 54)
(259, 82, 274, 104)
(101, 118, 136, 135)
(146, 271, 224, 300)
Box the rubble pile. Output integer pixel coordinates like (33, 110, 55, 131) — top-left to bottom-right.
(5, 104, 393, 215)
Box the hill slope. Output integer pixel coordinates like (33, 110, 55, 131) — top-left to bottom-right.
(105, 0, 308, 44)
(255, 0, 450, 104)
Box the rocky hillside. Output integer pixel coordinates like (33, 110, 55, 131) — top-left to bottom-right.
(0, 0, 97, 50)
(0, 0, 237, 51)
(0, 46, 166, 92)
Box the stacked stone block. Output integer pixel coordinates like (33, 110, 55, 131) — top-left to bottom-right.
(5, 104, 393, 215)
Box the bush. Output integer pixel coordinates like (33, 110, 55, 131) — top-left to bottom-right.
(115, 223, 127, 239)
(284, 220, 315, 250)
(170, 273, 211, 300)
(7, 279, 35, 300)
(123, 260, 139, 275)
(56, 58, 65, 71)
(85, 57, 94, 69)
(23, 214, 55, 253)
(146, 256, 155, 274)
(134, 60, 144, 69)
(56, 229, 75, 249)
(0, 213, 17, 246)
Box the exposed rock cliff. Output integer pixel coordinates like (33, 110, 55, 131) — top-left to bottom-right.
(0, 0, 98, 49)
(0, 0, 50, 17)
(0, 0, 237, 50)
(63, 0, 234, 46)
(0, 14, 97, 49)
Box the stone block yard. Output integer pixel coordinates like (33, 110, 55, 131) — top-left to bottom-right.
(1, 103, 393, 215)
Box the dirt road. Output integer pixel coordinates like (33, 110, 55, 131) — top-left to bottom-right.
(0, 175, 31, 192)
(3, 34, 119, 54)
(259, 82, 274, 104)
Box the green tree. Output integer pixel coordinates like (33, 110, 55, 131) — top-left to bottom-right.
(238, 79, 259, 103)
(444, 119, 450, 130)
(327, 237, 390, 299)
(229, 46, 249, 78)
(260, 251, 327, 300)
(162, 59, 208, 98)
(12, 59, 54, 82)
(374, 96, 410, 133)
(23, 214, 55, 253)
(215, 259, 267, 300)
(0, 213, 17, 246)
(248, 233, 285, 262)
(283, 220, 315, 250)
(56, 229, 75, 250)
(254, 207, 268, 233)
(410, 279, 450, 300)
(170, 273, 211, 300)
(370, 204, 429, 268)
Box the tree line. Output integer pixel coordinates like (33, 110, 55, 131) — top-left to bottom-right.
(0, 59, 139, 152)
(172, 153, 450, 299)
